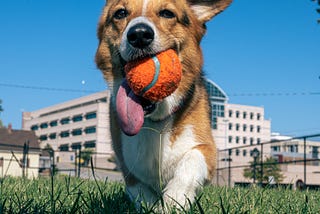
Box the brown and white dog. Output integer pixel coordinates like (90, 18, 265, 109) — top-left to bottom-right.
(95, 0, 232, 209)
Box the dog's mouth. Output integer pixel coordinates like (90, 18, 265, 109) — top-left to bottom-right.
(116, 80, 156, 136)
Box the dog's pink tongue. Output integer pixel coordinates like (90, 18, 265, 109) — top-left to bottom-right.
(116, 80, 144, 136)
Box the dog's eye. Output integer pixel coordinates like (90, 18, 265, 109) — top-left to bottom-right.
(113, 8, 129, 20)
(159, 9, 176, 19)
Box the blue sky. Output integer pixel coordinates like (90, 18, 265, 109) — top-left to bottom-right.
(0, 0, 319, 137)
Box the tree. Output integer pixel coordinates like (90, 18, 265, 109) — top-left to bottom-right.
(311, 0, 320, 23)
(80, 149, 93, 166)
(0, 99, 3, 127)
(243, 157, 284, 184)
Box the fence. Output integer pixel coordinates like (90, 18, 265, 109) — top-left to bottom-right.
(215, 134, 320, 189)
(0, 142, 118, 180)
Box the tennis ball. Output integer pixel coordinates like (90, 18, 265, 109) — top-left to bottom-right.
(124, 49, 182, 102)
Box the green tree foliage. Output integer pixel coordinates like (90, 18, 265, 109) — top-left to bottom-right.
(243, 157, 284, 184)
(312, 0, 320, 23)
(0, 99, 3, 127)
(80, 149, 93, 166)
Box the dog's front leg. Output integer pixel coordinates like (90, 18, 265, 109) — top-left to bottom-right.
(163, 148, 208, 208)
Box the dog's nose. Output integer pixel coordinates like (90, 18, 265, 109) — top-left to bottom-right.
(127, 23, 154, 49)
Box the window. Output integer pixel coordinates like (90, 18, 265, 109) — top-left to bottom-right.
(243, 150, 247, 157)
(72, 115, 83, 122)
(228, 110, 233, 118)
(250, 137, 254, 145)
(272, 146, 281, 152)
(84, 141, 96, 148)
(31, 125, 39, 131)
(228, 136, 233, 143)
(228, 123, 232, 131)
(60, 118, 70, 125)
(85, 112, 97, 120)
(236, 136, 240, 144)
(236, 124, 240, 131)
(50, 120, 58, 127)
(250, 112, 254, 120)
(59, 144, 69, 151)
(236, 149, 240, 156)
(71, 142, 82, 150)
(257, 126, 261, 133)
(257, 138, 261, 145)
(72, 129, 82, 136)
(39, 135, 47, 141)
(243, 124, 247, 132)
(250, 125, 254, 132)
(40, 123, 48, 129)
(49, 133, 56, 140)
(236, 111, 240, 118)
(60, 131, 70, 138)
(257, 113, 261, 120)
(243, 137, 247, 144)
(84, 126, 96, 134)
(243, 112, 247, 119)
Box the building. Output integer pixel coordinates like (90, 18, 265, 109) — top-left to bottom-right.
(22, 91, 113, 167)
(0, 125, 40, 178)
(270, 133, 320, 186)
(205, 79, 271, 185)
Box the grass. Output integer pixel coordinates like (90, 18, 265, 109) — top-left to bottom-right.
(0, 176, 319, 213)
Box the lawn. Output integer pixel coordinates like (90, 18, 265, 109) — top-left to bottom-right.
(0, 176, 319, 213)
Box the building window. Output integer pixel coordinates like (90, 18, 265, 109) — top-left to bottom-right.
(250, 113, 254, 120)
(257, 126, 261, 133)
(31, 125, 39, 131)
(40, 123, 48, 129)
(236, 136, 240, 144)
(60, 131, 70, 138)
(228, 110, 233, 118)
(84, 141, 96, 149)
(49, 133, 56, 140)
(257, 113, 261, 120)
(39, 135, 47, 141)
(236, 111, 240, 118)
(72, 115, 83, 122)
(60, 118, 70, 125)
(71, 142, 82, 150)
(243, 124, 247, 132)
(250, 125, 254, 132)
(250, 137, 254, 145)
(243, 137, 247, 144)
(228, 136, 233, 143)
(84, 126, 96, 134)
(257, 138, 261, 145)
(272, 146, 281, 152)
(59, 144, 69, 151)
(243, 112, 247, 119)
(50, 120, 58, 127)
(85, 112, 97, 120)
(236, 123, 240, 131)
(236, 149, 240, 156)
(228, 123, 232, 131)
(72, 129, 82, 136)
(243, 150, 247, 157)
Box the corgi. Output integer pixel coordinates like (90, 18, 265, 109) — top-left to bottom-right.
(95, 0, 232, 209)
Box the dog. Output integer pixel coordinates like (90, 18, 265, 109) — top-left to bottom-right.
(95, 0, 232, 209)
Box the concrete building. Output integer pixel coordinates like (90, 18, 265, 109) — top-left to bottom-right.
(22, 91, 113, 167)
(205, 79, 271, 185)
(270, 133, 320, 186)
(0, 125, 40, 178)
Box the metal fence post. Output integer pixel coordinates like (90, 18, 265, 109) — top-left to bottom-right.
(260, 143, 264, 186)
(304, 137, 307, 185)
(78, 148, 81, 178)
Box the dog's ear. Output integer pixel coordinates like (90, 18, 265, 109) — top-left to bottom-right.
(188, 0, 232, 23)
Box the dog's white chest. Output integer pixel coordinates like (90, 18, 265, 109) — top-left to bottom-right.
(122, 123, 198, 190)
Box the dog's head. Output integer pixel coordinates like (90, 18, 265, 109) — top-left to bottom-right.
(96, 0, 232, 135)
